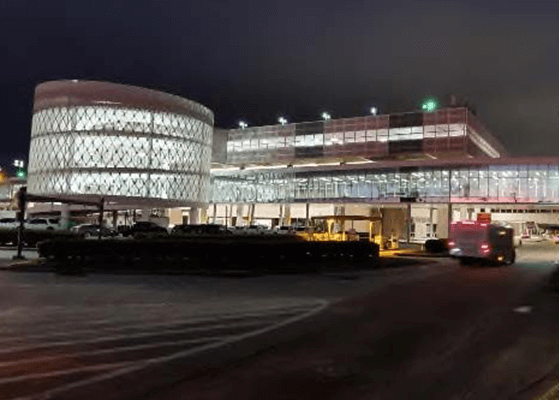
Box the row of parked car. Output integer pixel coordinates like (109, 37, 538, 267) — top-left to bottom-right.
(0, 216, 303, 238)
(72, 223, 303, 238)
(0, 217, 61, 230)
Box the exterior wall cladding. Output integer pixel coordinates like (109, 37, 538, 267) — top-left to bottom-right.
(222, 107, 506, 166)
(28, 80, 214, 207)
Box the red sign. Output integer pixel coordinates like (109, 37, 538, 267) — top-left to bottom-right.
(477, 213, 491, 223)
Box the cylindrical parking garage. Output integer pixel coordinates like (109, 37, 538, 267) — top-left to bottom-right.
(27, 80, 214, 208)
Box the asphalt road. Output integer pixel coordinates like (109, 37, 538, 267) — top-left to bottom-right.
(0, 243, 557, 399)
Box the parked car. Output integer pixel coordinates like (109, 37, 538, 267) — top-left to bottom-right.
(0, 218, 18, 229)
(171, 224, 231, 236)
(243, 225, 268, 235)
(71, 224, 116, 238)
(273, 226, 295, 235)
(26, 218, 60, 231)
(121, 221, 168, 238)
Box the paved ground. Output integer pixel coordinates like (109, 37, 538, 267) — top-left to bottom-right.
(145, 242, 559, 400)
(0, 243, 557, 399)
(0, 255, 442, 400)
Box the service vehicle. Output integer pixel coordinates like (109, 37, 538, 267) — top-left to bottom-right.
(448, 220, 516, 266)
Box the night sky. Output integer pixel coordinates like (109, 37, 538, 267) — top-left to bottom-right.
(1, 0, 558, 170)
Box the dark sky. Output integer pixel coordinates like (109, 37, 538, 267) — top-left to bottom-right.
(1, 0, 558, 169)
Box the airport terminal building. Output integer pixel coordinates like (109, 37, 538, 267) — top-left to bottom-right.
(7, 80, 559, 240)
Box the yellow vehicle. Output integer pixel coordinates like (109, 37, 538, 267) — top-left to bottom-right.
(297, 215, 383, 245)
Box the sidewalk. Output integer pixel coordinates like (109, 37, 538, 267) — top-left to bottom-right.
(0, 248, 40, 270)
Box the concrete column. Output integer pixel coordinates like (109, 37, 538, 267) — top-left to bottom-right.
(283, 204, 291, 226)
(406, 203, 412, 244)
(140, 208, 150, 222)
(334, 205, 345, 233)
(305, 203, 310, 227)
(428, 206, 434, 238)
(444, 203, 452, 239)
(248, 204, 255, 225)
(236, 204, 244, 226)
(112, 211, 118, 230)
(201, 207, 208, 224)
(189, 207, 200, 225)
(279, 204, 284, 226)
(212, 204, 217, 223)
(60, 204, 70, 231)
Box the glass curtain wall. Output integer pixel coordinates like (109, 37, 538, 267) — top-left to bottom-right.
(210, 164, 559, 204)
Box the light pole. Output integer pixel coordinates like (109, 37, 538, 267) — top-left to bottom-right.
(321, 112, 331, 121)
(370, 107, 378, 116)
(278, 117, 288, 125)
(239, 121, 248, 129)
(13, 160, 25, 178)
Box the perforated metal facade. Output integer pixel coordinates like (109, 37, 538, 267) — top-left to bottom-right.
(224, 108, 506, 166)
(27, 81, 213, 207)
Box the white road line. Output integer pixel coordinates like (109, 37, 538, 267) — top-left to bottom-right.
(0, 301, 321, 330)
(513, 305, 533, 313)
(0, 304, 319, 340)
(0, 308, 306, 344)
(0, 336, 226, 369)
(0, 361, 132, 385)
(0, 319, 274, 355)
(0, 301, 323, 321)
(20, 299, 330, 400)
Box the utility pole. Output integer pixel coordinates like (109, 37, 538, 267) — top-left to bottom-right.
(13, 186, 27, 261)
(98, 197, 104, 240)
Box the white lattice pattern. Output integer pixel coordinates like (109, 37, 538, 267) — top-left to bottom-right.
(28, 105, 213, 205)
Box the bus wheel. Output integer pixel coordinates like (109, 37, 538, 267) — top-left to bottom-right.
(506, 251, 516, 265)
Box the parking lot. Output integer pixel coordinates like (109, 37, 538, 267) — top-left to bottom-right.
(0, 295, 328, 400)
(0, 255, 452, 400)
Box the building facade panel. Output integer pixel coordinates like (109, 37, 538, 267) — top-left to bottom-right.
(28, 80, 213, 207)
(219, 108, 503, 167)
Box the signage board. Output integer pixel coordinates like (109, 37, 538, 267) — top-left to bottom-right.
(477, 213, 491, 223)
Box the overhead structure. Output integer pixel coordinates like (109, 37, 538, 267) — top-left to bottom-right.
(27, 80, 214, 207)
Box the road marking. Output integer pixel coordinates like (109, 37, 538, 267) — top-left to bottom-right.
(0, 319, 270, 355)
(534, 380, 559, 400)
(0, 301, 320, 327)
(0, 336, 224, 369)
(513, 306, 533, 313)
(0, 305, 315, 342)
(0, 304, 320, 334)
(18, 299, 330, 400)
(0, 361, 131, 385)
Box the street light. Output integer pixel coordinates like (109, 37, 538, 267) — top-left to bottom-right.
(238, 121, 248, 129)
(321, 112, 331, 121)
(13, 160, 26, 178)
(278, 117, 288, 125)
(370, 107, 378, 116)
(421, 98, 439, 113)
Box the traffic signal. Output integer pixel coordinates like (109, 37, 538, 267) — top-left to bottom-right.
(16, 169, 26, 178)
